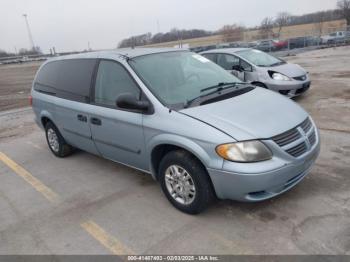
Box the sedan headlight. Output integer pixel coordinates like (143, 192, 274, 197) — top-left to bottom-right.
(271, 72, 291, 81)
(216, 141, 272, 163)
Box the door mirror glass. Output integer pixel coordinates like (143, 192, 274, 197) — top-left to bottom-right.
(116, 93, 149, 111)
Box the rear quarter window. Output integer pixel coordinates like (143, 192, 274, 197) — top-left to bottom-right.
(35, 59, 97, 102)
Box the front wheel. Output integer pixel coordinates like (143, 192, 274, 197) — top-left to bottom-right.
(159, 150, 214, 214)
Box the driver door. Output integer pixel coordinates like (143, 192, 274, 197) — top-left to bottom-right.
(89, 60, 148, 170)
(216, 54, 245, 80)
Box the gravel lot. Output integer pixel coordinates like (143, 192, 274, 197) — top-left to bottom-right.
(0, 61, 41, 111)
(0, 47, 349, 255)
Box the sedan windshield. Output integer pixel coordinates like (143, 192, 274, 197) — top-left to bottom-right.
(237, 49, 284, 67)
(129, 51, 241, 106)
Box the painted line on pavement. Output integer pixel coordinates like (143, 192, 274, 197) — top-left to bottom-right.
(0, 151, 60, 203)
(81, 220, 134, 255)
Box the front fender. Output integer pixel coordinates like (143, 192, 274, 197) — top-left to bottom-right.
(146, 133, 221, 179)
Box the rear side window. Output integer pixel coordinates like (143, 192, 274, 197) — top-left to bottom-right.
(35, 59, 96, 102)
(94, 60, 140, 107)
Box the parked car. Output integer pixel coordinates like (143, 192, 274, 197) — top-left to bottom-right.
(255, 40, 276, 52)
(201, 48, 311, 97)
(321, 31, 349, 44)
(273, 39, 288, 50)
(288, 36, 320, 49)
(31, 48, 320, 214)
(189, 46, 205, 53)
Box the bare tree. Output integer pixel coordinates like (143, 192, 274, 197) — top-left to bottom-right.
(219, 24, 245, 42)
(337, 0, 350, 25)
(275, 12, 291, 38)
(259, 17, 274, 39)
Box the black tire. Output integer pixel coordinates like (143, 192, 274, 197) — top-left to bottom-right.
(45, 121, 73, 157)
(158, 150, 214, 214)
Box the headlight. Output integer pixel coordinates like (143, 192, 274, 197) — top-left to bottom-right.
(271, 72, 291, 81)
(216, 141, 272, 163)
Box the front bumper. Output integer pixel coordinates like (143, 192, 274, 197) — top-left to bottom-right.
(207, 134, 320, 202)
(265, 79, 311, 98)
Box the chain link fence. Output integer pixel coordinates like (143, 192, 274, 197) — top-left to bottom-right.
(190, 24, 350, 54)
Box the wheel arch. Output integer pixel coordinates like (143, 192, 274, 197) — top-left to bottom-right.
(40, 110, 55, 128)
(252, 81, 267, 88)
(148, 134, 212, 181)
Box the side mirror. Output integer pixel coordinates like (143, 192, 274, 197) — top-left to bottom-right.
(232, 65, 244, 72)
(116, 93, 150, 112)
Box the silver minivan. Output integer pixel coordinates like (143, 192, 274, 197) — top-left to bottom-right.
(201, 48, 311, 97)
(31, 48, 320, 214)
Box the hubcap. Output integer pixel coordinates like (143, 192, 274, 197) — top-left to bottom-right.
(47, 128, 59, 153)
(165, 165, 196, 205)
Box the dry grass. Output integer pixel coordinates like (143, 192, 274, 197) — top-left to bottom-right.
(145, 19, 347, 48)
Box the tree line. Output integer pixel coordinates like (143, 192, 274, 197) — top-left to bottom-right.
(0, 47, 42, 58)
(118, 0, 350, 47)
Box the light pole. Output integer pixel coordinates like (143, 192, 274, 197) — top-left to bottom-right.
(22, 14, 36, 51)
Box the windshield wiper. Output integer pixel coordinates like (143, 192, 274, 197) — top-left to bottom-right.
(184, 82, 250, 108)
(200, 82, 235, 93)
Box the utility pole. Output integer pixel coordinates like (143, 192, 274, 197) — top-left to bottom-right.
(157, 20, 160, 33)
(22, 14, 35, 51)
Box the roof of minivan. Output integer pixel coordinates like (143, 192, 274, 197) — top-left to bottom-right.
(48, 48, 187, 61)
(200, 48, 250, 54)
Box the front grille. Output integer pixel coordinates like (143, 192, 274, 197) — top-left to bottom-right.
(300, 117, 312, 133)
(293, 74, 307, 81)
(272, 117, 316, 158)
(286, 142, 308, 157)
(308, 130, 316, 146)
(273, 128, 301, 147)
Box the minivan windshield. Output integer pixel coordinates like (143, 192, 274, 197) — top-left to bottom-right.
(237, 49, 285, 67)
(129, 51, 242, 106)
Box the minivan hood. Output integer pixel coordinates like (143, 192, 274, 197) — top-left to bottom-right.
(266, 63, 306, 77)
(180, 87, 308, 141)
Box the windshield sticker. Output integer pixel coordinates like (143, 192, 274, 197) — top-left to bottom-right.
(192, 54, 210, 63)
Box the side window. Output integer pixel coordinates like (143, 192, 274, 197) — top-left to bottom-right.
(202, 53, 216, 63)
(240, 59, 252, 72)
(94, 60, 140, 107)
(217, 54, 239, 70)
(35, 59, 96, 102)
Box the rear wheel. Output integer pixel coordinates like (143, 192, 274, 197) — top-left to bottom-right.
(45, 121, 73, 157)
(159, 150, 214, 214)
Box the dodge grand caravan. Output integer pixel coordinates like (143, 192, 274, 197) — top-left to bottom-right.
(31, 48, 320, 214)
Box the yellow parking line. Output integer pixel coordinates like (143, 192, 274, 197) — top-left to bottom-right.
(0, 152, 59, 203)
(81, 220, 134, 255)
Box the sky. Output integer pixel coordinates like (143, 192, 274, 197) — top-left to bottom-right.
(0, 0, 339, 53)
